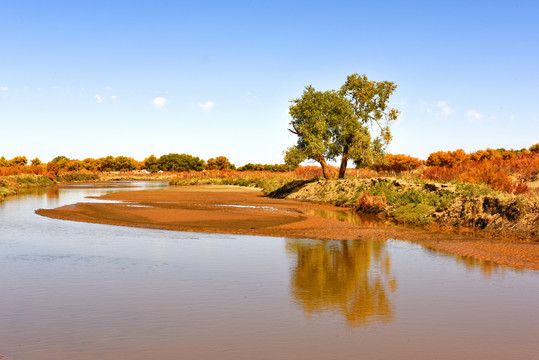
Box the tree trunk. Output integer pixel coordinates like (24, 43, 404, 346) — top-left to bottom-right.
(317, 157, 332, 179)
(338, 150, 349, 179)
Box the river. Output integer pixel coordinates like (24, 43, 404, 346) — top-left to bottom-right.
(0, 182, 538, 359)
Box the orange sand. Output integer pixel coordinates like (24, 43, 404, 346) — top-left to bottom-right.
(36, 185, 539, 270)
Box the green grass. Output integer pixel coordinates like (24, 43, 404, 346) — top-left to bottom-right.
(0, 174, 54, 202)
(392, 203, 436, 225)
(170, 175, 299, 195)
(56, 173, 99, 182)
(354, 181, 457, 210)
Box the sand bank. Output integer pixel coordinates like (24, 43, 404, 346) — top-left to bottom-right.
(36, 185, 538, 270)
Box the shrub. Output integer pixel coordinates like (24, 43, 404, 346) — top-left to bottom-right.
(206, 156, 235, 170)
(426, 149, 468, 167)
(458, 163, 515, 193)
(354, 191, 387, 213)
(376, 154, 422, 174)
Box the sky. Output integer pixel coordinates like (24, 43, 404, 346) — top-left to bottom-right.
(1, 0, 538, 165)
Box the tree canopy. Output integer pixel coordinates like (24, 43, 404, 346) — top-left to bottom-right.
(285, 74, 400, 179)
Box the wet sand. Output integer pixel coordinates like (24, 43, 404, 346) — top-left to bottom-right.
(36, 185, 539, 270)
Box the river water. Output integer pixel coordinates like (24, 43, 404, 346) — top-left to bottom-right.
(0, 182, 538, 360)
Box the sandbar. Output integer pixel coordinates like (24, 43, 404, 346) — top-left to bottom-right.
(36, 185, 539, 270)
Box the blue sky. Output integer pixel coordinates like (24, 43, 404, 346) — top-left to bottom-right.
(1, 0, 538, 165)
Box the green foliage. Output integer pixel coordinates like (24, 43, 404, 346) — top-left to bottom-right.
(392, 203, 435, 225)
(113, 156, 139, 172)
(237, 163, 293, 172)
(285, 86, 352, 175)
(56, 173, 99, 182)
(170, 174, 298, 194)
(158, 153, 204, 172)
(340, 74, 399, 145)
(363, 181, 456, 210)
(143, 155, 160, 173)
(98, 156, 116, 172)
(0, 175, 54, 202)
(454, 182, 496, 197)
(285, 74, 400, 179)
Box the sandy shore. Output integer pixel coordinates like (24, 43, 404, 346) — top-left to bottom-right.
(36, 185, 539, 270)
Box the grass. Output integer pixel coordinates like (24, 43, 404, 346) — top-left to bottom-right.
(0, 172, 100, 202)
(0, 174, 54, 202)
(392, 203, 436, 225)
(55, 173, 99, 182)
(170, 174, 300, 194)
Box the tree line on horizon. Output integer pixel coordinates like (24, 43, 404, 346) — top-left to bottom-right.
(1, 144, 537, 176)
(0, 153, 296, 174)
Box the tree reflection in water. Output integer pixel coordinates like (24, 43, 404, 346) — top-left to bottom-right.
(286, 239, 396, 327)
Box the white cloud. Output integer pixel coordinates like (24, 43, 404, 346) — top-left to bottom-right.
(198, 100, 214, 110)
(94, 94, 104, 103)
(0, 86, 8, 91)
(467, 109, 484, 121)
(436, 100, 453, 118)
(422, 100, 453, 118)
(110, 95, 117, 101)
(153, 97, 168, 108)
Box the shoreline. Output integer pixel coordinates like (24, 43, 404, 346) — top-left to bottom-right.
(35, 185, 539, 270)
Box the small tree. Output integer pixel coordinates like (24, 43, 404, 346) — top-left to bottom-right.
(49, 156, 70, 169)
(158, 153, 205, 172)
(285, 74, 400, 179)
(8, 156, 28, 167)
(143, 155, 160, 173)
(30, 158, 42, 166)
(206, 156, 233, 170)
(285, 87, 351, 179)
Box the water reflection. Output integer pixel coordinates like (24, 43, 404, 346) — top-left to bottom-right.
(302, 208, 382, 227)
(421, 245, 520, 277)
(286, 239, 396, 327)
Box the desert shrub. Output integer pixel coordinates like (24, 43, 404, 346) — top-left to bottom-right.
(426, 149, 468, 167)
(422, 166, 463, 181)
(354, 191, 387, 213)
(376, 154, 422, 174)
(206, 156, 235, 170)
(458, 163, 515, 193)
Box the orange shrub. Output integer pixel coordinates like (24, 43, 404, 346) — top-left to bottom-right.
(378, 154, 422, 174)
(426, 149, 468, 167)
(458, 163, 515, 193)
(0, 165, 48, 176)
(354, 191, 387, 213)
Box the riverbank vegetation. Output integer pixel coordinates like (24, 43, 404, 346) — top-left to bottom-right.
(2, 144, 538, 239)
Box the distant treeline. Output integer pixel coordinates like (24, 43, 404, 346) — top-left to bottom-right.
(0, 154, 295, 173)
(1, 143, 537, 176)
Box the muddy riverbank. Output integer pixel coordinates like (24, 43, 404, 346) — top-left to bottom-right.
(36, 185, 539, 270)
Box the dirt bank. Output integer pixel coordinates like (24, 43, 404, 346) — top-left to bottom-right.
(271, 178, 539, 241)
(36, 185, 538, 270)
